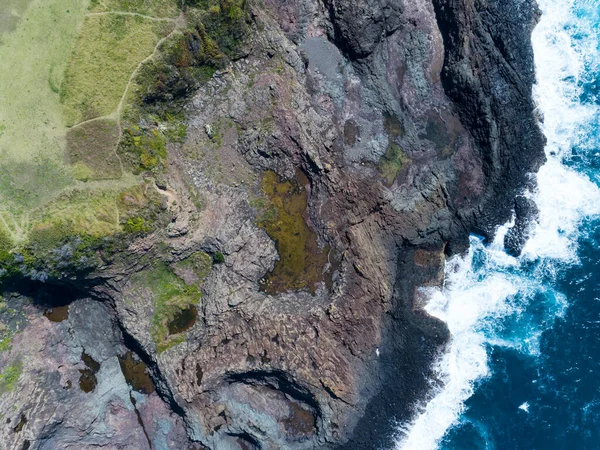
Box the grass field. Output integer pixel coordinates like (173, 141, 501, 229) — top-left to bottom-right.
(0, 0, 246, 254)
(0, 0, 183, 246)
(0, 0, 35, 34)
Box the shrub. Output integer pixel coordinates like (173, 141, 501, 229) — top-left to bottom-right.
(213, 251, 225, 264)
(123, 217, 150, 234)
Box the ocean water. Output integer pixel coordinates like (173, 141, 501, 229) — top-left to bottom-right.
(395, 0, 600, 449)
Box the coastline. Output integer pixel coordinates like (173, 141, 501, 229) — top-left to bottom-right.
(0, 0, 547, 448)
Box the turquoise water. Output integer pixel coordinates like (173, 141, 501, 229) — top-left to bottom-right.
(395, 0, 600, 448)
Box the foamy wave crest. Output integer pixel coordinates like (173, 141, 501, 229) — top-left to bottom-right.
(394, 0, 600, 448)
(394, 236, 566, 450)
(526, 0, 600, 260)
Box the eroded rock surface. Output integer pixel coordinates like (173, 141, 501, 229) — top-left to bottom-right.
(0, 0, 544, 449)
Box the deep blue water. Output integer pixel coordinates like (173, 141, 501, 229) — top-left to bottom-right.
(396, 1, 600, 449)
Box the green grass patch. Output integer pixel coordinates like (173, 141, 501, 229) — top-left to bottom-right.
(0, 335, 12, 353)
(257, 171, 328, 295)
(61, 14, 174, 125)
(0, 0, 251, 268)
(173, 252, 212, 284)
(117, 182, 165, 232)
(0, 0, 35, 34)
(0, 227, 14, 264)
(0, 360, 22, 394)
(380, 143, 409, 185)
(67, 119, 122, 181)
(131, 263, 201, 353)
(33, 189, 121, 239)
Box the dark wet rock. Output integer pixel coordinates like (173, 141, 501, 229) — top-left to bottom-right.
(118, 351, 156, 395)
(78, 352, 100, 393)
(323, 0, 404, 59)
(504, 195, 539, 257)
(432, 0, 546, 238)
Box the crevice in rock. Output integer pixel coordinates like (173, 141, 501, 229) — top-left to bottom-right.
(228, 432, 262, 450)
(119, 325, 186, 418)
(3, 280, 87, 309)
(129, 391, 153, 450)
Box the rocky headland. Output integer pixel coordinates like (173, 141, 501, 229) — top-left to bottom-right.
(0, 0, 545, 449)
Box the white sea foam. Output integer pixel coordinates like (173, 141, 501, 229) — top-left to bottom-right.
(525, 0, 600, 261)
(519, 402, 530, 413)
(394, 0, 600, 449)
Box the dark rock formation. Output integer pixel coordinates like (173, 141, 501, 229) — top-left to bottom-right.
(0, 0, 545, 449)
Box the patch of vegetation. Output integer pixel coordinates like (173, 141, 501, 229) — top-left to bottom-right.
(61, 14, 175, 125)
(162, 111, 189, 143)
(0, 181, 167, 281)
(0, 360, 22, 394)
(19, 221, 107, 278)
(0, 335, 12, 353)
(186, 0, 250, 57)
(0, 0, 252, 285)
(123, 217, 151, 234)
(212, 251, 225, 264)
(173, 252, 213, 284)
(0, 321, 14, 354)
(380, 143, 409, 185)
(66, 119, 122, 181)
(117, 182, 166, 231)
(131, 264, 201, 353)
(129, 26, 223, 109)
(119, 0, 251, 172)
(256, 171, 329, 295)
(33, 189, 121, 239)
(120, 126, 168, 172)
(0, 228, 13, 267)
(0, 0, 35, 34)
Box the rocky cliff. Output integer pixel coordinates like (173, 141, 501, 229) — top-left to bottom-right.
(0, 0, 544, 449)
